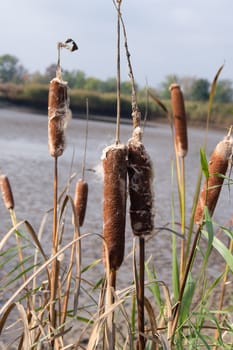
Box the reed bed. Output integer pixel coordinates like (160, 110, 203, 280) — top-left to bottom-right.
(0, 7, 233, 350)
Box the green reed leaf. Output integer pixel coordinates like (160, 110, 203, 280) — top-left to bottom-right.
(200, 148, 209, 179)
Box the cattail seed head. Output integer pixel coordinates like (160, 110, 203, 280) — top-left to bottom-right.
(194, 132, 233, 225)
(74, 179, 88, 227)
(48, 78, 71, 157)
(102, 144, 127, 271)
(169, 83, 188, 157)
(127, 127, 154, 236)
(0, 175, 14, 210)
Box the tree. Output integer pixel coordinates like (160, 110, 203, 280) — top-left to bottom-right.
(63, 70, 86, 89)
(0, 54, 27, 83)
(84, 77, 104, 91)
(214, 79, 233, 102)
(190, 79, 210, 101)
(159, 74, 179, 99)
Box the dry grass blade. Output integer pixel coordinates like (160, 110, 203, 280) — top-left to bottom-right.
(0, 303, 16, 333)
(0, 232, 93, 316)
(144, 296, 158, 346)
(15, 302, 32, 348)
(86, 298, 125, 350)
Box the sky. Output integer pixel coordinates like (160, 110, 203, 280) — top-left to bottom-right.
(0, 0, 233, 88)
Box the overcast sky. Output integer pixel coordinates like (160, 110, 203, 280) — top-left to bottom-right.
(0, 0, 233, 88)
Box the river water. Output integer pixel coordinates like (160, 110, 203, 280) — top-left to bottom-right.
(0, 108, 232, 346)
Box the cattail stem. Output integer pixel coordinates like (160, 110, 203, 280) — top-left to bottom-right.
(179, 157, 186, 282)
(137, 237, 145, 350)
(50, 156, 59, 332)
(81, 98, 89, 180)
(110, 270, 116, 292)
(115, 0, 121, 145)
(171, 224, 202, 340)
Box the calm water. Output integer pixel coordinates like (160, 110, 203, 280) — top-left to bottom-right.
(0, 108, 232, 345)
(0, 107, 232, 277)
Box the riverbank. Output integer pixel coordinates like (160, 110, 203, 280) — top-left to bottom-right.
(1, 82, 233, 129)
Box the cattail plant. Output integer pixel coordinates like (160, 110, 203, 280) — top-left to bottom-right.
(74, 99, 89, 227)
(194, 127, 233, 225)
(169, 83, 188, 286)
(102, 4, 127, 346)
(172, 127, 233, 341)
(127, 119, 154, 350)
(118, 8, 154, 347)
(48, 39, 77, 339)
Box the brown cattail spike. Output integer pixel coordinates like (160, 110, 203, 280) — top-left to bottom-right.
(74, 179, 88, 227)
(48, 78, 71, 157)
(0, 175, 14, 210)
(169, 83, 188, 157)
(102, 144, 127, 271)
(194, 130, 233, 225)
(127, 127, 154, 236)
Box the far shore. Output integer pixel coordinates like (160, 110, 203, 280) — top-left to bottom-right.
(0, 100, 231, 132)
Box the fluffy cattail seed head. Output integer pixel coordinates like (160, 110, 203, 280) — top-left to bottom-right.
(102, 144, 127, 271)
(169, 83, 188, 157)
(0, 175, 14, 210)
(74, 179, 88, 227)
(48, 78, 71, 157)
(127, 127, 154, 236)
(194, 131, 233, 225)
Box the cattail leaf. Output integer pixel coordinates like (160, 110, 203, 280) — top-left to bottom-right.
(202, 232, 233, 272)
(179, 273, 196, 325)
(0, 303, 16, 334)
(202, 206, 214, 269)
(208, 64, 224, 119)
(200, 148, 209, 179)
(218, 226, 233, 241)
(144, 296, 157, 335)
(205, 64, 224, 139)
(145, 261, 162, 307)
(148, 89, 169, 115)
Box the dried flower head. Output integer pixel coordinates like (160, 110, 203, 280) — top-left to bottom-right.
(74, 179, 88, 227)
(169, 83, 188, 157)
(127, 127, 154, 236)
(102, 144, 127, 271)
(194, 130, 233, 224)
(48, 78, 71, 157)
(0, 175, 14, 210)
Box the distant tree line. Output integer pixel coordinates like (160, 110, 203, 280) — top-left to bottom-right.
(0, 53, 233, 102)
